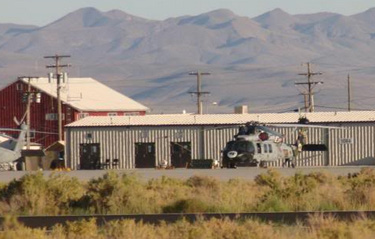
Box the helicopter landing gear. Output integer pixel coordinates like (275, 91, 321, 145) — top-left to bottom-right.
(282, 158, 295, 168)
(259, 161, 267, 168)
(224, 161, 237, 168)
(227, 162, 237, 168)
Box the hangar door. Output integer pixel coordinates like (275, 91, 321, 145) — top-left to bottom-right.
(135, 143, 156, 168)
(170, 142, 191, 168)
(79, 143, 101, 169)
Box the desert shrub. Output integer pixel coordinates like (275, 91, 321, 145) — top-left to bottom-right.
(86, 172, 132, 214)
(254, 169, 284, 191)
(104, 220, 159, 239)
(216, 178, 264, 213)
(0, 173, 86, 215)
(186, 175, 220, 192)
(5, 214, 375, 238)
(86, 172, 166, 214)
(345, 168, 375, 209)
(0, 215, 47, 238)
(254, 170, 347, 212)
(305, 214, 375, 239)
(65, 218, 99, 239)
(45, 174, 86, 214)
(2, 169, 375, 216)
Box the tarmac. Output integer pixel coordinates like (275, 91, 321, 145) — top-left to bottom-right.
(0, 166, 373, 182)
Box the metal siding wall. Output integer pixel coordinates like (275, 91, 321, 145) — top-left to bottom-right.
(266, 127, 326, 167)
(66, 126, 203, 169)
(328, 124, 375, 166)
(203, 127, 237, 162)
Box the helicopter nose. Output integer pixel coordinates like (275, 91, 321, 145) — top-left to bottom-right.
(227, 151, 238, 159)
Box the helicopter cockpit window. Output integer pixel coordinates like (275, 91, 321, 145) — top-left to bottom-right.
(246, 126, 256, 135)
(238, 126, 247, 135)
(225, 141, 235, 151)
(264, 144, 268, 153)
(226, 141, 254, 153)
(256, 143, 261, 154)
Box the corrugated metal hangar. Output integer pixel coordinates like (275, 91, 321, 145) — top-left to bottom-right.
(65, 111, 375, 169)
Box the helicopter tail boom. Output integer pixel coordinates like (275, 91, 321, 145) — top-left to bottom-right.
(302, 144, 327, 151)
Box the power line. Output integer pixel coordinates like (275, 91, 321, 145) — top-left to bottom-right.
(315, 105, 374, 111)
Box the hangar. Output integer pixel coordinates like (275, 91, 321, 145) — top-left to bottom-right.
(65, 111, 375, 169)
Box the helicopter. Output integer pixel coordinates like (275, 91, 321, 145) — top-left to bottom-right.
(0, 121, 58, 170)
(221, 117, 339, 168)
(0, 124, 28, 170)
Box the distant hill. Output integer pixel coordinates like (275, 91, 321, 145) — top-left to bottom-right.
(1, 7, 375, 113)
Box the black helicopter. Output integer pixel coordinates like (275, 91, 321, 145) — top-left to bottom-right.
(221, 117, 336, 168)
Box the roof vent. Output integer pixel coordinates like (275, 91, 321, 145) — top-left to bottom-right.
(234, 105, 248, 114)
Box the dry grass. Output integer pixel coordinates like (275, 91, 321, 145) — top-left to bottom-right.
(0, 168, 374, 215)
(2, 215, 375, 239)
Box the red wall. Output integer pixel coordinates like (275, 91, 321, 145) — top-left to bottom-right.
(0, 80, 77, 147)
(0, 80, 146, 147)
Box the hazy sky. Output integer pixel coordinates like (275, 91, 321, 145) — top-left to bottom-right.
(1, 0, 375, 26)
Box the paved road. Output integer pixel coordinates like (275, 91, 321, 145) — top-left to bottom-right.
(0, 166, 373, 182)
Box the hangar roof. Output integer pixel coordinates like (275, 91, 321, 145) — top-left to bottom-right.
(20, 77, 149, 112)
(66, 111, 375, 127)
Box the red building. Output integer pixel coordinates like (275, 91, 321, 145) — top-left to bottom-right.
(0, 77, 148, 147)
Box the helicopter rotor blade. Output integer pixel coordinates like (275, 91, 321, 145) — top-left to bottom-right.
(0, 128, 58, 135)
(256, 125, 284, 137)
(13, 117, 20, 126)
(267, 123, 341, 129)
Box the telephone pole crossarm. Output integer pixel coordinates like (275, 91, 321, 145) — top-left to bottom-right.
(46, 64, 71, 68)
(44, 55, 71, 59)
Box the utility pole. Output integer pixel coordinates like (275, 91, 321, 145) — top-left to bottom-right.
(189, 71, 211, 114)
(347, 74, 351, 112)
(295, 62, 323, 112)
(19, 76, 40, 150)
(44, 55, 71, 141)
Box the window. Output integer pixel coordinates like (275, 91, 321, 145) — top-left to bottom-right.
(86, 133, 92, 140)
(174, 130, 184, 139)
(78, 113, 89, 120)
(256, 143, 261, 154)
(264, 144, 268, 153)
(45, 113, 65, 121)
(124, 112, 140, 116)
(29, 129, 36, 139)
(108, 112, 117, 116)
(16, 83, 23, 91)
(268, 144, 273, 153)
(148, 145, 153, 153)
(140, 130, 149, 138)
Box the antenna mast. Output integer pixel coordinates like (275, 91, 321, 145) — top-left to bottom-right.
(347, 74, 352, 112)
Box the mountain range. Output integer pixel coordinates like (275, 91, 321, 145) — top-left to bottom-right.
(1, 7, 375, 113)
